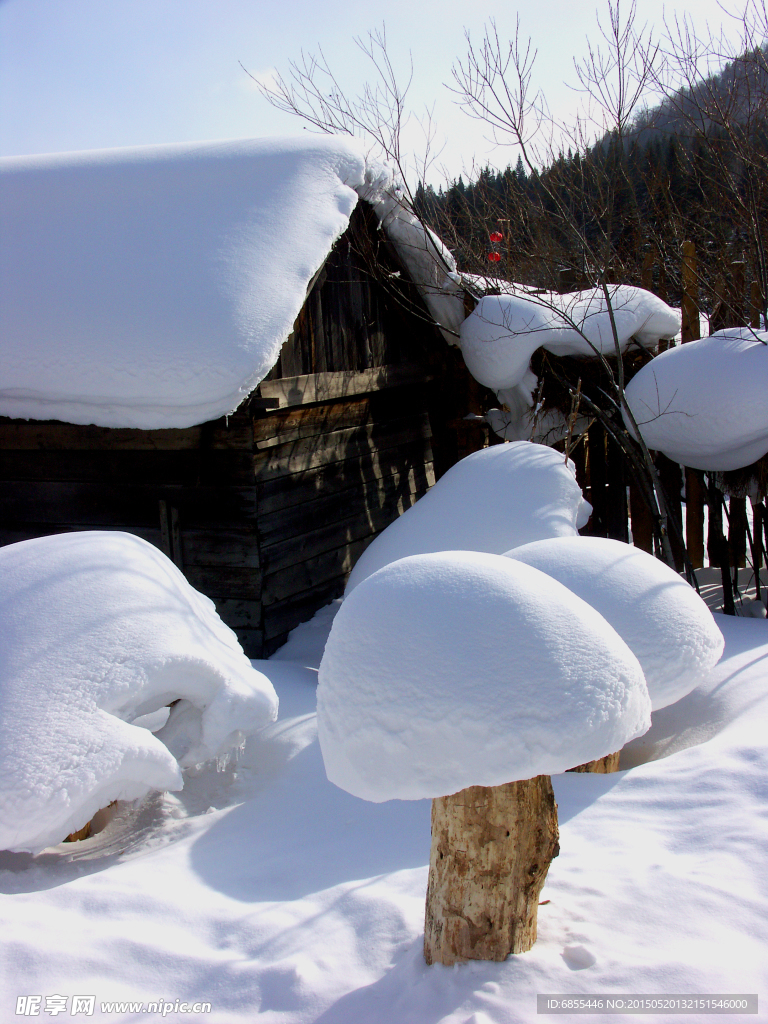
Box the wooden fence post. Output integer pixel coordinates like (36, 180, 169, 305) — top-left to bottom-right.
(750, 279, 763, 329)
(681, 240, 700, 342)
(656, 455, 685, 571)
(708, 480, 735, 615)
(605, 432, 628, 543)
(685, 471, 706, 569)
(641, 249, 655, 291)
(751, 501, 764, 602)
(728, 496, 748, 571)
(730, 261, 746, 327)
(629, 481, 654, 553)
(681, 240, 705, 569)
(586, 426, 607, 537)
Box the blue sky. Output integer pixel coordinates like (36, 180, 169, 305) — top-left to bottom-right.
(0, 0, 742, 182)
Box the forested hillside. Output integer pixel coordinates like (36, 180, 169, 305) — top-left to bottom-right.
(415, 43, 768, 320)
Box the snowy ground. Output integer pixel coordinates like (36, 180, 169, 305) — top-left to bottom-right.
(1, 603, 766, 1023)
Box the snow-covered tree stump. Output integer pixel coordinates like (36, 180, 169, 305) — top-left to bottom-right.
(568, 751, 620, 773)
(64, 821, 92, 843)
(424, 776, 560, 965)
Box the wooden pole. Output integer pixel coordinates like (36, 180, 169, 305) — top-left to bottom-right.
(681, 242, 705, 570)
(728, 496, 748, 571)
(641, 249, 655, 291)
(750, 500, 763, 602)
(750, 279, 764, 329)
(681, 240, 700, 343)
(605, 432, 628, 543)
(730, 261, 746, 327)
(685, 470, 706, 569)
(656, 454, 685, 571)
(629, 481, 654, 553)
(424, 778, 559, 964)
(655, 251, 672, 351)
(587, 427, 608, 537)
(708, 479, 736, 615)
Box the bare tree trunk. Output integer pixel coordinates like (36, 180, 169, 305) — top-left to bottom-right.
(424, 777, 559, 965)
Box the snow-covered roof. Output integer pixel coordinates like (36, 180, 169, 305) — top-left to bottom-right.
(461, 288, 680, 390)
(459, 286, 680, 438)
(0, 137, 464, 430)
(625, 328, 768, 471)
(0, 531, 278, 853)
(318, 551, 651, 802)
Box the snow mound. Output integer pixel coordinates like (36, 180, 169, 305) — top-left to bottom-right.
(624, 328, 768, 471)
(0, 531, 278, 853)
(0, 137, 366, 429)
(319, 552, 651, 802)
(345, 441, 591, 593)
(460, 286, 680, 392)
(506, 536, 724, 710)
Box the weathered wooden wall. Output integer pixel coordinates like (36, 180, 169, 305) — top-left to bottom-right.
(0, 408, 265, 648)
(253, 369, 436, 653)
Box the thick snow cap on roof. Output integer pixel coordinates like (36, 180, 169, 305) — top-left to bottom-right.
(506, 536, 724, 710)
(345, 441, 592, 593)
(0, 532, 278, 853)
(0, 136, 464, 429)
(624, 328, 768, 471)
(460, 286, 680, 393)
(318, 552, 651, 802)
(1, 136, 365, 428)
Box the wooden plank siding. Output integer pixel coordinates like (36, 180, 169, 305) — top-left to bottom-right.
(251, 384, 435, 653)
(0, 200, 461, 657)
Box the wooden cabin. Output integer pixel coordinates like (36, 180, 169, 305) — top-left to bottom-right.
(0, 177, 490, 656)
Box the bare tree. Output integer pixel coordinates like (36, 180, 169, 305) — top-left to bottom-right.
(448, 3, 689, 571)
(242, 26, 441, 213)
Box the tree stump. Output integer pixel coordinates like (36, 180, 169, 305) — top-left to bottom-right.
(64, 820, 91, 843)
(424, 776, 559, 965)
(567, 750, 620, 773)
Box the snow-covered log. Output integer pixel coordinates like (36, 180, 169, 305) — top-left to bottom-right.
(0, 532, 278, 853)
(318, 551, 650, 962)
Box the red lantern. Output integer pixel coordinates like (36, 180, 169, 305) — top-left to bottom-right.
(488, 251, 501, 262)
(489, 231, 504, 242)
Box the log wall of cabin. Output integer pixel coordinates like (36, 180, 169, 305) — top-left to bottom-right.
(0, 369, 436, 657)
(252, 368, 435, 654)
(0, 409, 264, 648)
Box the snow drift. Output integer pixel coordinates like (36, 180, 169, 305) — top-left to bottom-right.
(0, 532, 278, 853)
(0, 599, 765, 1018)
(345, 441, 592, 593)
(319, 552, 651, 802)
(506, 536, 724, 709)
(624, 327, 768, 471)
